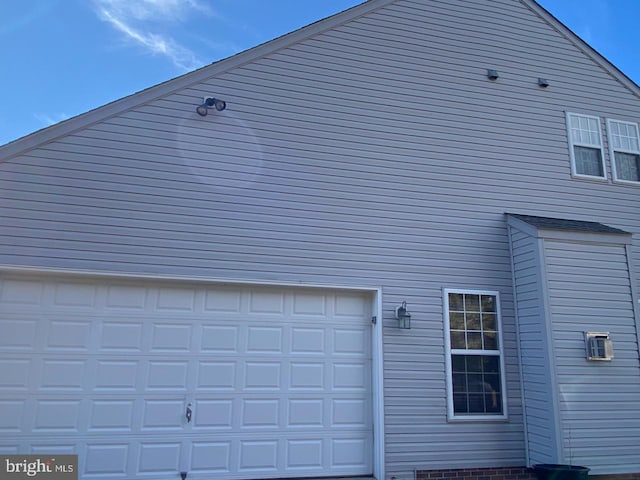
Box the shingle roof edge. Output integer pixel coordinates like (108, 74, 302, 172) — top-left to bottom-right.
(507, 213, 629, 235)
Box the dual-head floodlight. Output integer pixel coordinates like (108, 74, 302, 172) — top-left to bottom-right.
(196, 97, 226, 116)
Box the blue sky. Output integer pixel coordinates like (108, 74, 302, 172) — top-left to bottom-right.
(1, 0, 639, 146)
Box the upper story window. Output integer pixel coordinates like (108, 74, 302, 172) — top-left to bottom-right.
(607, 119, 640, 184)
(566, 112, 606, 179)
(443, 289, 507, 421)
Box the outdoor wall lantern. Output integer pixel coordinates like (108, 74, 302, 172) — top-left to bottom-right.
(486, 69, 499, 80)
(537, 77, 550, 88)
(395, 301, 412, 329)
(196, 97, 226, 116)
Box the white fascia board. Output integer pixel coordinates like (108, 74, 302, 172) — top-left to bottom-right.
(0, 264, 382, 293)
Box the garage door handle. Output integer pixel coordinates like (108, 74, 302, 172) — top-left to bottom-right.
(186, 403, 192, 423)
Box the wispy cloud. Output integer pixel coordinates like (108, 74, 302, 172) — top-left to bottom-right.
(573, 0, 611, 46)
(93, 0, 215, 71)
(34, 112, 70, 127)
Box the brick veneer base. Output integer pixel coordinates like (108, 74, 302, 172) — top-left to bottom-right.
(415, 467, 640, 480)
(416, 467, 536, 480)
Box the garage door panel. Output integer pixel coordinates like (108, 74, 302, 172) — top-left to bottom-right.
(286, 438, 323, 469)
(99, 321, 144, 351)
(291, 327, 325, 353)
(53, 283, 98, 308)
(247, 326, 284, 352)
(105, 285, 148, 309)
(138, 441, 182, 474)
(334, 327, 369, 355)
(146, 360, 189, 391)
(39, 359, 86, 391)
(0, 400, 25, 432)
(84, 443, 129, 476)
(334, 293, 369, 317)
(333, 362, 370, 390)
(0, 276, 374, 479)
(0, 358, 31, 389)
(191, 399, 233, 429)
(33, 400, 82, 432)
(156, 287, 197, 312)
(0, 278, 45, 305)
(332, 398, 369, 427)
(239, 439, 279, 471)
(94, 360, 139, 390)
(150, 323, 193, 352)
(292, 292, 327, 316)
(203, 287, 241, 312)
(242, 399, 280, 429)
(249, 291, 285, 314)
(244, 362, 281, 389)
(88, 400, 135, 431)
(46, 319, 92, 351)
(289, 361, 326, 390)
(142, 399, 185, 430)
(332, 436, 371, 467)
(200, 324, 239, 352)
(190, 441, 231, 473)
(0, 318, 37, 350)
(288, 398, 324, 426)
(197, 360, 236, 390)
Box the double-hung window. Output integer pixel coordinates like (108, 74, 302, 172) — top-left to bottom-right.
(607, 119, 640, 184)
(566, 112, 606, 179)
(443, 289, 507, 420)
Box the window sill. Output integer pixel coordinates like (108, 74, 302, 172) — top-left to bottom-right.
(612, 178, 640, 186)
(447, 414, 509, 423)
(571, 173, 608, 182)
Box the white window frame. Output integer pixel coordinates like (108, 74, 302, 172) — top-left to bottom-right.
(566, 112, 607, 180)
(443, 288, 508, 421)
(606, 118, 640, 185)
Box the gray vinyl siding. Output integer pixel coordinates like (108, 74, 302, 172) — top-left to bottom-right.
(508, 226, 559, 466)
(2, 0, 640, 478)
(545, 240, 640, 474)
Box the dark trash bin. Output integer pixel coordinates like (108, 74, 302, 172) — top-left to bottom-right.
(533, 464, 590, 480)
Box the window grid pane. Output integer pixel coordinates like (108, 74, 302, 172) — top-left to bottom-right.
(451, 354, 503, 415)
(448, 293, 499, 351)
(615, 152, 640, 182)
(610, 121, 640, 153)
(570, 114, 601, 147)
(574, 146, 604, 177)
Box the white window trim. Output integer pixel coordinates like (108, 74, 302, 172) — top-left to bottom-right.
(443, 288, 508, 421)
(565, 112, 607, 180)
(606, 118, 640, 185)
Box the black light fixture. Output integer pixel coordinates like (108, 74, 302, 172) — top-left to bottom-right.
(196, 97, 226, 116)
(487, 69, 499, 80)
(537, 78, 550, 88)
(395, 301, 412, 329)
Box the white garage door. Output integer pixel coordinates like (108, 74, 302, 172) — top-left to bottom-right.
(0, 275, 374, 479)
